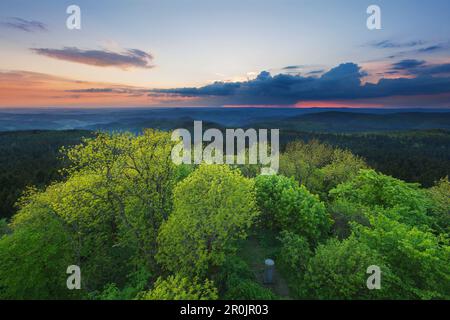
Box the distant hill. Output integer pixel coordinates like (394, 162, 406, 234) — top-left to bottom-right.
(249, 111, 450, 133)
(1, 108, 449, 133)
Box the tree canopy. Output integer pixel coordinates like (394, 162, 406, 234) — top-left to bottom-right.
(0, 132, 448, 300)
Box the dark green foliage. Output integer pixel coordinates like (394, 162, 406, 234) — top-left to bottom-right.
(217, 256, 278, 300)
(279, 129, 450, 188)
(0, 218, 9, 236)
(327, 200, 369, 239)
(277, 231, 312, 274)
(89, 268, 152, 300)
(0, 130, 93, 219)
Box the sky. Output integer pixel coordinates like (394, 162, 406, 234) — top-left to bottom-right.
(0, 0, 449, 108)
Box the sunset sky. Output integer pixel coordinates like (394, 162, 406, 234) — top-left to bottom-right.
(0, 0, 449, 108)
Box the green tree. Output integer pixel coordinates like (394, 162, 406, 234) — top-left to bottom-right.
(61, 129, 180, 277)
(157, 165, 258, 277)
(140, 274, 218, 300)
(280, 140, 366, 198)
(301, 237, 400, 300)
(0, 130, 181, 298)
(330, 169, 430, 227)
(0, 202, 76, 299)
(255, 174, 331, 245)
(352, 215, 450, 299)
(277, 230, 312, 274)
(426, 177, 450, 233)
(223, 278, 278, 300)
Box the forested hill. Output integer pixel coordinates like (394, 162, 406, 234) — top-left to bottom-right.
(0, 130, 94, 219)
(278, 130, 450, 187)
(0, 128, 449, 219)
(250, 111, 450, 133)
(1, 108, 449, 132)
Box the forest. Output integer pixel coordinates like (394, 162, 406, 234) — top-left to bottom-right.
(0, 128, 448, 300)
(1, 128, 449, 219)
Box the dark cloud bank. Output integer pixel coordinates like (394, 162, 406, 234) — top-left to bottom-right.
(149, 62, 450, 105)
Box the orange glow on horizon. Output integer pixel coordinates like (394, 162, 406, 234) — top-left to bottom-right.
(0, 70, 196, 107)
(295, 101, 384, 108)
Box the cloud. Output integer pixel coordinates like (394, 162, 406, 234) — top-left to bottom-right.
(282, 65, 303, 70)
(388, 60, 450, 77)
(391, 59, 426, 70)
(418, 63, 450, 76)
(3, 65, 449, 107)
(370, 40, 424, 49)
(0, 17, 47, 32)
(67, 88, 115, 93)
(149, 62, 450, 105)
(66, 87, 148, 95)
(31, 47, 154, 69)
(417, 45, 446, 53)
(306, 70, 325, 75)
(386, 42, 450, 59)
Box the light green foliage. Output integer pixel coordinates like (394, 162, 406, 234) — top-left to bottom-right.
(302, 237, 400, 300)
(426, 177, 450, 233)
(0, 203, 76, 299)
(0, 130, 178, 298)
(320, 148, 368, 195)
(223, 278, 278, 300)
(352, 215, 450, 299)
(62, 129, 179, 274)
(330, 169, 430, 227)
(255, 174, 331, 245)
(280, 140, 367, 198)
(140, 274, 218, 300)
(157, 165, 259, 277)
